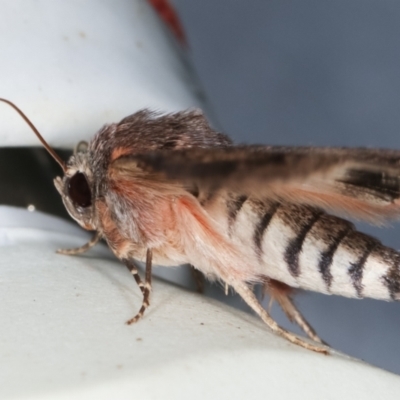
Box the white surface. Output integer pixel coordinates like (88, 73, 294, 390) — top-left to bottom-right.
(1, 207, 400, 400)
(0, 0, 207, 147)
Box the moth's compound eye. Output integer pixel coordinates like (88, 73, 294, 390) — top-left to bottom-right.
(68, 172, 92, 208)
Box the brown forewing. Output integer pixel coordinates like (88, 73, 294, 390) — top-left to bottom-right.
(122, 146, 400, 222)
(89, 110, 400, 224)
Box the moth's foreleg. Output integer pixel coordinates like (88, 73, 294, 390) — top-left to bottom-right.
(232, 281, 329, 354)
(126, 249, 153, 325)
(265, 279, 324, 344)
(125, 258, 146, 294)
(57, 231, 102, 255)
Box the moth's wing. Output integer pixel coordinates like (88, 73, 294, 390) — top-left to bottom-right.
(120, 146, 400, 222)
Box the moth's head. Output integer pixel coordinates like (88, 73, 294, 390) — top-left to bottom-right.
(0, 99, 96, 231)
(54, 142, 96, 231)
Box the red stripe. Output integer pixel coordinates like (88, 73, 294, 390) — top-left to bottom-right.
(147, 0, 187, 45)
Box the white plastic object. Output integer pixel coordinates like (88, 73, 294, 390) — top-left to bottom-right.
(1, 206, 400, 400)
(0, 0, 207, 148)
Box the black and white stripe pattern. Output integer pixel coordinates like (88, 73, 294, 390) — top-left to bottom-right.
(223, 197, 400, 301)
(345, 233, 379, 298)
(227, 194, 248, 232)
(284, 210, 323, 277)
(124, 249, 153, 324)
(317, 218, 353, 291)
(378, 248, 400, 300)
(253, 202, 280, 258)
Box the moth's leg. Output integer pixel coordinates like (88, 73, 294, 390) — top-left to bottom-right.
(57, 232, 101, 255)
(232, 281, 329, 354)
(190, 265, 204, 293)
(126, 249, 153, 325)
(265, 280, 324, 344)
(124, 258, 146, 295)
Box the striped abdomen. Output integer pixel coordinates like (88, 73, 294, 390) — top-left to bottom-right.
(214, 195, 400, 301)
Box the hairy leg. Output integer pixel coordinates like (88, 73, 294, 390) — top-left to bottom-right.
(265, 279, 324, 344)
(126, 249, 153, 324)
(233, 281, 328, 354)
(57, 232, 101, 255)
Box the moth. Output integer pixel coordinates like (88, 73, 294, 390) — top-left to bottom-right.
(2, 98, 400, 355)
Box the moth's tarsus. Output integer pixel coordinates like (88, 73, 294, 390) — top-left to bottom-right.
(125, 249, 153, 325)
(233, 281, 329, 354)
(57, 232, 101, 255)
(267, 284, 323, 344)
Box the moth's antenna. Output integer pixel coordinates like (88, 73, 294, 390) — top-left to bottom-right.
(0, 98, 66, 172)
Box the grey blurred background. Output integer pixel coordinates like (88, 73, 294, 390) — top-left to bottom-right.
(172, 0, 400, 374)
